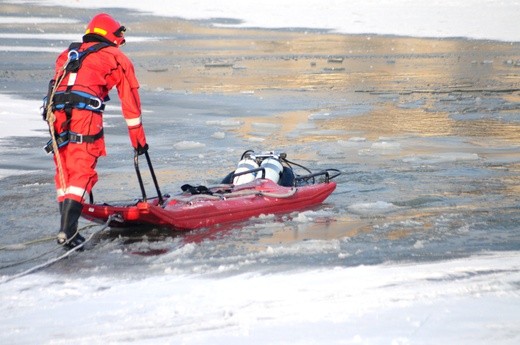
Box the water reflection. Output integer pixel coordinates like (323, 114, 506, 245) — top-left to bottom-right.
(91, 21, 520, 257)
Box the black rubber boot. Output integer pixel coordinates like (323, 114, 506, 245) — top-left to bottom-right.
(58, 201, 80, 240)
(57, 199, 85, 250)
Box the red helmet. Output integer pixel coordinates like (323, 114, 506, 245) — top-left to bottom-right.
(85, 13, 126, 47)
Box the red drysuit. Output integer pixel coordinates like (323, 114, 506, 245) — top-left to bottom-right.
(51, 42, 146, 203)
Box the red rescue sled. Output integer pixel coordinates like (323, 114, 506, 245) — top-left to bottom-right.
(82, 179, 336, 230)
(81, 150, 341, 231)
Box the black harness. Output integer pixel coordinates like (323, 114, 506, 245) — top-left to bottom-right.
(44, 129, 104, 154)
(56, 42, 110, 116)
(43, 42, 110, 153)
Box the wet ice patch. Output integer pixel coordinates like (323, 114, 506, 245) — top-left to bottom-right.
(248, 122, 281, 138)
(255, 214, 277, 221)
(451, 110, 520, 124)
(293, 212, 313, 223)
(285, 123, 318, 140)
(173, 141, 206, 150)
(251, 122, 281, 130)
(308, 108, 365, 120)
(0, 169, 38, 181)
(265, 239, 341, 256)
(211, 131, 226, 139)
(308, 111, 331, 120)
(359, 141, 401, 156)
(402, 152, 479, 164)
(206, 120, 242, 128)
(248, 136, 265, 142)
(348, 201, 401, 215)
(397, 99, 426, 109)
(413, 240, 425, 249)
(21, 181, 50, 187)
(339, 137, 367, 144)
(336, 138, 370, 153)
(371, 141, 401, 150)
(291, 209, 336, 223)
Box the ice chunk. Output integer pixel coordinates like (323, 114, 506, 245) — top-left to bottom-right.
(173, 141, 206, 150)
(348, 201, 400, 215)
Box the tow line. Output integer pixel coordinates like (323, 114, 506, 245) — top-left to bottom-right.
(0, 215, 118, 284)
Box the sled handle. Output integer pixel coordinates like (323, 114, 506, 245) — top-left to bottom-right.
(134, 150, 164, 205)
(134, 151, 147, 202)
(145, 151, 164, 205)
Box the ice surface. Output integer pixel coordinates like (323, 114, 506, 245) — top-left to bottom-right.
(16, 0, 520, 42)
(0, 94, 47, 138)
(0, 46, 63, 53)
(0, 16, 78, 24)
(0, 33, 164, 43)
(1, 252, 518, 344)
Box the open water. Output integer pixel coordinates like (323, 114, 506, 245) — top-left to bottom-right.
(1, 85, 519, 276)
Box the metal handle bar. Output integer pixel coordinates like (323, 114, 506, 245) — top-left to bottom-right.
(294, 169, 342, 184)
(230, 167, 266, 180)
(134, 150, 164, 205)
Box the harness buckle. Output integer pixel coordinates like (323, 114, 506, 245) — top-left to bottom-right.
(89, 97, 102, 110)
(67, 49, 79, 61)
(69, 132, 83, 144)
(66, 50, 81, 72)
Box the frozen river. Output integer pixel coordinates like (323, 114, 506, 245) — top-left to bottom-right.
(1, 1, 519, 344)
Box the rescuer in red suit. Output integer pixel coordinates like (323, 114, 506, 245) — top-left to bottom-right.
(45, 13, 148, 249)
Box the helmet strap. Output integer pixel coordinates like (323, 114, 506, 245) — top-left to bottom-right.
(82, 33, 117, 47)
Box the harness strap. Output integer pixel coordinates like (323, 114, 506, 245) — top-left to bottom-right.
(43, 129, 104, 154)
(59, 42, 110, 130)
(65, 42, 110, 74)
(43, 42, 111, 154)
(52, 91, 105, 113)
(43, 131, 69, 153)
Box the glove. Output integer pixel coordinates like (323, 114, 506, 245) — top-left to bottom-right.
(136, 143, 149, 156)
(128, 124, 147, 150)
